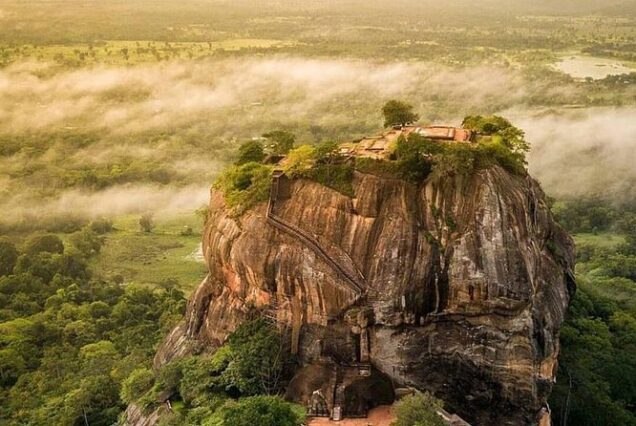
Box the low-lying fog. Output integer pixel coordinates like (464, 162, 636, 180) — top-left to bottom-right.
(1, 57, 634, 222)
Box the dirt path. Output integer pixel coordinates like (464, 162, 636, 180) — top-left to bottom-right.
(307, 406, 395, 426)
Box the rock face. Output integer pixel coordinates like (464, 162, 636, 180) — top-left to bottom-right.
(155, 166, 575, 426)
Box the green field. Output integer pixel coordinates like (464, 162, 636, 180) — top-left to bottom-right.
(88, 213, 207, 293)
(574, 232, 626, 249)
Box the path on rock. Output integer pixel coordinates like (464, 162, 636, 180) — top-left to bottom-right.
(307, 406, 395, 426)
(267, 170, 365, 296)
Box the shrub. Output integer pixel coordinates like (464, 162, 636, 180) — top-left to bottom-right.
(355, 157, 402, 178)
(262, 130, 295, 155)
(394, 134, 434, 181)
(23, 234, 64, 256)
(213, 162, 272, 215)
(283, 145, 315, 175)
(89, 218, 114, 234)
(222, 318, 287, 395)
(430, 143, 476, 178)
(392, 392, 445, 426)
(69, 228, 104, 257)
(463, 115, 529, 172)
(219, 396, 305, 426)
(139, 214, 155, 233)
(121, 368, 156, 404)
(236, 141, 265, 165)
(304, 163, 354, 196)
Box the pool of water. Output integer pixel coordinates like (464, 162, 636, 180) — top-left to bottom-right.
(554, 55, 634, 79)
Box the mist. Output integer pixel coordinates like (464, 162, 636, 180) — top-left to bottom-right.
(522, 107, 636, 202)
(1, 57, 634, 221)
(0, 58, 530, 135)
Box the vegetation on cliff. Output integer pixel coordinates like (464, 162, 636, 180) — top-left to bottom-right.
(123, 318, 304, 425)
(215, 114, 530, 215)
(392, 393, 446, 426)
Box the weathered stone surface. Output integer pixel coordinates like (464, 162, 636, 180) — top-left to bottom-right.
(152, 166, 575, 426)
(124, 403, 167, 426)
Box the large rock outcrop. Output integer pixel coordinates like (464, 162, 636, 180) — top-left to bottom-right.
(154, 166, 575, 425)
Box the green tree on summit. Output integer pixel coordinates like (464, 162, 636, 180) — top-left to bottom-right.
(236, 141, 265, 165)
(382, 100, 419, 127)
(263, 130, 295, 155)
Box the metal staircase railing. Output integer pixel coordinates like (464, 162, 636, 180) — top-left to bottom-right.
(267, 172, 365, 296)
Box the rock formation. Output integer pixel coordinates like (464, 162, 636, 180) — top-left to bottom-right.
(153, 165, 575, 426)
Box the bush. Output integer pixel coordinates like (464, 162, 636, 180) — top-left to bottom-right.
(354, 157, 402, 178)
(304, 163, 354, 196)
(213, 162, 272, 215)
(463, 115, 529, 172)
(89, 218, 114, 234)
(262, 130, 295, 155)
(69, 228, 104, 257)
(394, 135, 434, 181)
(139, 214, 155, 233)
(23, 234, 64, 256)
(392, 392, 445, 426)
(219, 396, 305, 426)
(236, 141, 265, 165)
(283, 145, 315, 175)
(121, 368, 156, 404)
(222, 318, 287, 395)
(148, 318, 287, 416)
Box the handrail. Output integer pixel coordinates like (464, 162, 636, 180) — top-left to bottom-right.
(267, 173, 364, 296)
(267, 214, 364, 294)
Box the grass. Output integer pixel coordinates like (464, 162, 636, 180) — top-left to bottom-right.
(88, 212, 207, 294)
(573, 232, 626, 250)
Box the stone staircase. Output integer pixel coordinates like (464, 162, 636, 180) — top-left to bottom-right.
(267, 171, 365, 297)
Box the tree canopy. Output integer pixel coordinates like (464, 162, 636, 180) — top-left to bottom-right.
(382, 100, 419, 127)
(262, 130, 295, 155)
(392, 392, 446, 426)
(236, 141, 265, 165)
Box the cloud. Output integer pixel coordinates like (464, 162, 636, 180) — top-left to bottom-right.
(519, 107, 636, 202)
(0, 58, 531, 135)
(3, 184, 210, 222)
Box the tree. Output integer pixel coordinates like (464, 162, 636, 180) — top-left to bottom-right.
(139, 214, 155, 233)
(89, 218, 113, 234)
(394, 135, 434, 181)
(23, 234, 64, 256)
(0, 239, 18, 277)
(213, 162, 272, 213)
(220, 396, 305, 426)
(392, 392, 446, 426)
(236, 141, 265, 165)
(222, 318, 287, 395)
(313, 141, 340, 165)
(382, 100, 419, 127)
(462, 115, 529, 156)
(262, 130, 295, 155)
(283, 145, 315, 176)
(69, 228, 103, 258)
(0, 348, 26, 386)
(121, 368, 155, 404)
